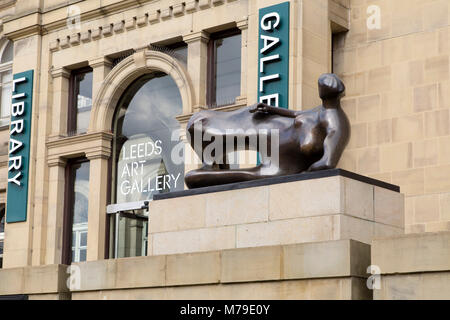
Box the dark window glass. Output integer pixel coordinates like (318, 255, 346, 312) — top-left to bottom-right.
(63, 160, 89, 264)
(69, 68, 93, 135)
(0, 209, 4, 233)
(208, 32, 241, 107)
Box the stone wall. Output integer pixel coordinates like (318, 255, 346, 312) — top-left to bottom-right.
(334, 0, 450, 234)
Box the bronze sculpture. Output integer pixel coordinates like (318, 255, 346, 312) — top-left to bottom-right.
(184, 73, 351, 189)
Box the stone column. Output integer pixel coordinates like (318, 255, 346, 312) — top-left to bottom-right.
(183, 31, 209, 112)
(50, 68, 70, 137)
(236, 17, 249, 105)
(86, 148, 111, 261)
(45, 157, 67, 265)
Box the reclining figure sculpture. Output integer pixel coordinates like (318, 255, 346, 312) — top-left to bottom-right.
(185, 73, 351, 189)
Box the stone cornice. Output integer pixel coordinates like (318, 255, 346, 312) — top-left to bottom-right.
(89, 56, 113, 69)
(47, 131, 113, 149)
(50, 67, 71, 79)
(46, 131, 113, 165)
(5, 24, 42, 41)
(236, 17, 249, 30)
(3, 0, 243, 42)
(46, 0, 239, 53)
(47, 157, 67, 168)
(182, 31, 210, 44)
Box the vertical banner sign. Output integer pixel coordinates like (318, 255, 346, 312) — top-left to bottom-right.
(258, 2, 290, 109)
(6, 70, 34, 223)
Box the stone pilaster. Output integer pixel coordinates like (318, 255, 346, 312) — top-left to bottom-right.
(183, 31, 210, 112)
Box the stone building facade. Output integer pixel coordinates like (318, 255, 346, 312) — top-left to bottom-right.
(0, 0, 448, 300)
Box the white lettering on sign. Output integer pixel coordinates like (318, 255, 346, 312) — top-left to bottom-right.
(120, 173, 181, 196)
(8, 77, 27, 186)
(261, 12, 280, 31)
(119, 139, 181, 197)
(259, 11, 282, 107)
(122, 140, 162, 161)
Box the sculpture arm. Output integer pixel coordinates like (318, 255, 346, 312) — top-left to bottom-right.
(249, 103, 299, 118)
(308, 111, 350, 171)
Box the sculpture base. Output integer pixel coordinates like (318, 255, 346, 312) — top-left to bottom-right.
(149, 169, 404, 256)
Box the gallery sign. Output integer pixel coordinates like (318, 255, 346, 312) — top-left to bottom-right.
(6, 70, 34, 223)
(258, 2, 290, 109)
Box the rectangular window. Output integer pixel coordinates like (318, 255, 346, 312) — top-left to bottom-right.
(207, 30, 242, 108)
(68, 67, 93, 135)
(63, 159, 90, 265)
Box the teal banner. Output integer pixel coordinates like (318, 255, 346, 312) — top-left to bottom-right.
(258, 2, 290, 109)
(6, 70, 34, 223)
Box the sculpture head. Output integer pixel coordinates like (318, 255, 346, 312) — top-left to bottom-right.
(318, 73, 345, 100)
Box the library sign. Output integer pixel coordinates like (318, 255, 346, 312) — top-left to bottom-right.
(6, 70, 34, 223)
(258, 2, 290, 109)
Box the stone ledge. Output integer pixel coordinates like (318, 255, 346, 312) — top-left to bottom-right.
(153, 169, 400, 201)
(69, 240, 369, 292)
(0, 265, 69, 296)
(372, 231, 450, 275)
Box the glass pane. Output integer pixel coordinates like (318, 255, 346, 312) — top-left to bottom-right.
(71, 161, 89, 263)
(1, 70, 12, 118)
(215, 34, 241, 106)
(1, 41, 13, 64)
(114, 73, 184, 204)
(79, 249, 87, 262)
(76, 71, 93, 134)
(72, 162, 89, 225)
(0, 240, 3, 255)
(0, 211, 5, 233)
(80, 232, 87, 247)
(116, 213, 148, 258)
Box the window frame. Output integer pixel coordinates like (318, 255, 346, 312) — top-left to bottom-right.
(62, 158, 90, 265)
(68, 66, 93, 135)
(206, 28, 242, 108)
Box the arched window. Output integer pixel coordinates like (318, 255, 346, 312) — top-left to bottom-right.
(0, 40, 13, 126)
(112, 72, 185, 204)
(109, 72, 184, 258)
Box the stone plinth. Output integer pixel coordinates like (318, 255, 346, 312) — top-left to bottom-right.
(148, 169, 404, 256)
